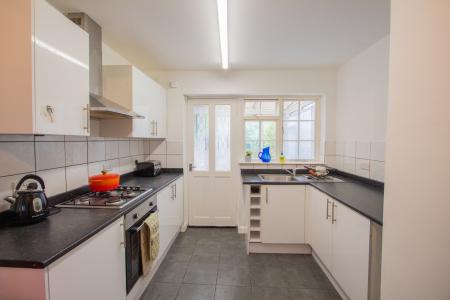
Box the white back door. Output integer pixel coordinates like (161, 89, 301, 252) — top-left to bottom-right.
(186, 99, 239, 226)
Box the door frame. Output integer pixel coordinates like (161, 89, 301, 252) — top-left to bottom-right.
(185, 97, 240, 226)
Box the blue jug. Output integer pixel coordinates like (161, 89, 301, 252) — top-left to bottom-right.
(258, 147, 271, 163)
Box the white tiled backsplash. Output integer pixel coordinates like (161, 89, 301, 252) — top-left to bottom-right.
(324, 140, 386, 182)
(0, 135, 183, 211)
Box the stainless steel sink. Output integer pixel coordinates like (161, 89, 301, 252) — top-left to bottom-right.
(258, 174, 299, 182)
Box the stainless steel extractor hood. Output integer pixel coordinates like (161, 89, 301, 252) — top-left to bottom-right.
(67, 13, 143, 119)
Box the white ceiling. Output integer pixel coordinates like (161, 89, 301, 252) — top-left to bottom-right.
(48, 0, 390, 71)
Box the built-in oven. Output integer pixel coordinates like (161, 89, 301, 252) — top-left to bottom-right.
(124, 195, 157, 294)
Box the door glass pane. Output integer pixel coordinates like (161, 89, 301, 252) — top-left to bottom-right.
(215, 105, 230, 171)
(299, 121, 314, 140)
(283, 101, 299, 120)
(300, 101, 315, 120)
(299, 141, 314, 160)
(283, 121, 299, 140)
(193, 105, 209, 171)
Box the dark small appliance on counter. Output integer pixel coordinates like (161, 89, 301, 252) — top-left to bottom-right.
(1, 174, 50, 225)
(134, 160, 161, 177)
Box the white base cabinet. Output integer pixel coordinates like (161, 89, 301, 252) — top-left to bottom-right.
(157, 178, 184, 260)
(261, 185, 306, 244)
(308, 186, 370, 300)
(48, 218, 126, 300)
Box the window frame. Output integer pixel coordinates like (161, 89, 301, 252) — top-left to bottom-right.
(243, 96, 321, 162)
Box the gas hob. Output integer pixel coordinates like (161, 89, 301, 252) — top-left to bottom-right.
(56, 185, 153, 209)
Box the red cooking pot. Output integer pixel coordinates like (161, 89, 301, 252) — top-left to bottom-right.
(88, 170, 120, 192)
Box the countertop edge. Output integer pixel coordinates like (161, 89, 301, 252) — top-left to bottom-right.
(241, 174, 383, 225)
(0, 172, 184, 269)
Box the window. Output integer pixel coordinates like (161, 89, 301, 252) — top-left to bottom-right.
(244, 100, 279, 158)
(244, 97, 319, 161)
(283, 100, 316, 160)
(245, 120, 277, 158)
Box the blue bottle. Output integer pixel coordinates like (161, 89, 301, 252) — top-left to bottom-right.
(258, 146, 271, 163)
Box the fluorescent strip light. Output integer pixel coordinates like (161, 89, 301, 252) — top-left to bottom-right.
(217, 0, 228, 69)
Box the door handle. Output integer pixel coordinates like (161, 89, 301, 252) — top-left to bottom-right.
(189, 163, 196, 172)
(331, 202, 337, 224)
(265, 186, 268, 204)
(326, 199, 331, 220)
(83, 104, 90, 133)
(156, 120, 158, 136)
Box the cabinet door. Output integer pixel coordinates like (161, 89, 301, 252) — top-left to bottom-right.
(309, 187, 333, 269)
(48, 218, 126, 300)
(174, 177, 184, 227)
(157, 184, 178, 260)
(131, 67, 152, 138)
(153, 85, 167, 138)
(260, 185, 305, 244)
(331, 201, 370, 300)
(34, 0, 89, 135)
(147, 78, 166, 138)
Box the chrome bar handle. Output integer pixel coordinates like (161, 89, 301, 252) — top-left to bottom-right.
(326, 199, 331, 220)
(265, 186, 268, 204)
(156, 120, 158, 136)
(332, 202, 337, 224)
(83, 104, 90, 133)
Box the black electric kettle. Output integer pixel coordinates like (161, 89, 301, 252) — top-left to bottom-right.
(3, 174, 50, 225)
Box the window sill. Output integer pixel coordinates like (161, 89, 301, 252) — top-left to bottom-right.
(239, 160, 324, 168)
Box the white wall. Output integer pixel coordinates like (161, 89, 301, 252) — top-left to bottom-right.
(149, 69, 338, 142)
(325, 36, 390, 181)
(381, 1, 450, 299)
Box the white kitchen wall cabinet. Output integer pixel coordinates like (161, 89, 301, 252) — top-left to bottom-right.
(100, 65, 167, 139)
(47, 218, 126, 300)
(308, 186, 370, 300)
(0, 0, 89, 135)
(260, 185, 306, 244)
(157, 177, 183, 260)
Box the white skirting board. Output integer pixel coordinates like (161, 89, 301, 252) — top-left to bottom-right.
(126, 227, 181, 300)
(312, 251, 349, 300)
(248, 243, 312, 254)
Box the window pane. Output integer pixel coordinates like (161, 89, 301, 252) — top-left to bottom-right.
(299, 121, 314, 140)
(245, 121, 259, 140)
(283, 121, 299, 140)
(299, 141, 314, 160)
(260, 101, 278, 115)
(283, 141, 298, 159)
(245, 121, 260, 158)
(193, 105, 209, 171)
(244, 101, 260, 116)
(261, 121, 276, 140)
(215, 105, 230, 171)
(246, 140, 260, 158)
(283, 101, 299, 120)
(300, 101, 315, 120)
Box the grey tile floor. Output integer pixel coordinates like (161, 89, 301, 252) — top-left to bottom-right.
(141, 228, 341, 300)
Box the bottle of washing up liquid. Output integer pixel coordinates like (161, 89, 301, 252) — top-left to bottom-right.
(279, 152, 286, 163)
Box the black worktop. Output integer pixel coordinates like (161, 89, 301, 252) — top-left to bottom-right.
(242, 170, 384, 225)
(0, 170, 183, 269)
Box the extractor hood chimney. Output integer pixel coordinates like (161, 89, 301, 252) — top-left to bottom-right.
(67, 13, 143, 119)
